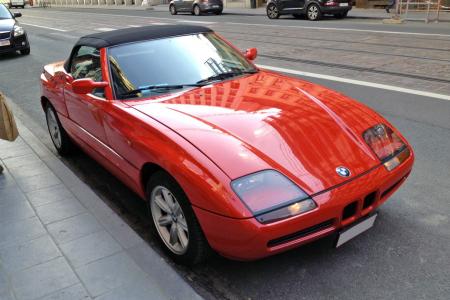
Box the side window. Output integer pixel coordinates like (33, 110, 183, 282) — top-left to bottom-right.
(70, 46, 104, 97)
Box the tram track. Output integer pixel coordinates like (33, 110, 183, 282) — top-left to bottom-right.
(258, 54, 450, 84)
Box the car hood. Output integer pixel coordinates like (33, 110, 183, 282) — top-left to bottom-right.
(0, 19, 14, 32)
(130, 70, 384, 195)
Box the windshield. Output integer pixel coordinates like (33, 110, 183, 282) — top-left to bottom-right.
(107, 33, 257, 99)
(0, 5, 12, 19)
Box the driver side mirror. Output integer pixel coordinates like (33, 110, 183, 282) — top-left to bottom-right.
(13, 12, 22, 18)
(244, 48, 257, 61)
(72, 78, 109, 95)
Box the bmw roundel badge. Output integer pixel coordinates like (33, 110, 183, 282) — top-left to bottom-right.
(336, 166, 351, 177)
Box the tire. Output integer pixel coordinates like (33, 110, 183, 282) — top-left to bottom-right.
(266, 4, 280, 19)
(169, 4, 177, 15)
(20, 47, 30, 55)
(147, 171, 211, 265)
(193, 5, 201, 16)
(306, 4, 322, 21)
(214, 9, 222, 15)
(292, 13, 303, 19)
(45, 103, 74, 156)
(334, 11, 348, 18)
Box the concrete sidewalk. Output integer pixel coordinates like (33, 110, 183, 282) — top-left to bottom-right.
(0, 118, 201, 299)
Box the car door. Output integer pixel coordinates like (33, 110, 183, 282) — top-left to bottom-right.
(182, 0, 195, 11)
(280, 0, 305, 11)
(64, 45, 110, 154)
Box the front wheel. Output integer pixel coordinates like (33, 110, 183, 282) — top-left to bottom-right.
(307, 4, 322, 21)
(147, 171, 211, 265)
(214, 10, 223, 15)
(169, 4, 177, 15)
(267, 4, 280, 19)
(45, 103, 74, 156)
(20, 47, 30, 55)
(193, 5, 201, 16)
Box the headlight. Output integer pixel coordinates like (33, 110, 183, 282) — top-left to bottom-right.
(231, 170, 317, 224)
(14, 25, 24, 37)
(363, 124, 410, 171)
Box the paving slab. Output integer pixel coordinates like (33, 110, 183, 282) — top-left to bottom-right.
(10, 257, 79, 300)
(0, 115, 201, 299)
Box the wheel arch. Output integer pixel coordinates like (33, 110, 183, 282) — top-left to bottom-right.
(140, 162, 165, 198)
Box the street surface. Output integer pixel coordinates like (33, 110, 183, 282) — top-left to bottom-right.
(1, 7, 449, 299)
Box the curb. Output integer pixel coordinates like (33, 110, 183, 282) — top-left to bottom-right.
(3, 98, 203, 300)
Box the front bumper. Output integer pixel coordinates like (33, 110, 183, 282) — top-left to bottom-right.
(0, 34, 29, 55)
(195, 150, 414, 260)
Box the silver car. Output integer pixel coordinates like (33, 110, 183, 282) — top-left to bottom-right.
(169, 0, 223, 16)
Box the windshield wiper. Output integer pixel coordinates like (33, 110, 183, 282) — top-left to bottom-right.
(119, 84, 202, 98)
(196, 70, 258, 85)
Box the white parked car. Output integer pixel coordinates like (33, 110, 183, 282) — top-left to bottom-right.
(9, 0, 26, 8)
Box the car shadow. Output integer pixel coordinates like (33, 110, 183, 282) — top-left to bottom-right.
(0, 52, 23, 61)
(58, 146, 370, 299)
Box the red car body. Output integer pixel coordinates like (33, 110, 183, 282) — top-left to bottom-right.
(40, 31, 414, 261)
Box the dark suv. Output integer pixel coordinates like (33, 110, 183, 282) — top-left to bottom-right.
(266, 0, 352, 21)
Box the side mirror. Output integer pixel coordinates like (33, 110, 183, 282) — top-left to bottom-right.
(244, 48, 257, 61)
(13, 12, 22, 18)
(72, 78, 108, 95)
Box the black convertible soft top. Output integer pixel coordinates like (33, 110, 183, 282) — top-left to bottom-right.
(74, 25, 213, 49)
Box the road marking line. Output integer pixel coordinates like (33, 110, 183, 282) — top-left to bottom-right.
(20, 23, 68, 32)
(258, 64, 450, 101)
(97, 27, 115, 31)
(177, 20, 216, 24)
(152, 22, 170, 25)
(226, 22, 450, 37)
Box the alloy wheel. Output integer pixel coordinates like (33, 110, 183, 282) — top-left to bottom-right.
(151, 185, 189, 255)
(308, 5, 320, 20)
(170, 5, 177, 15)
(46, 108, 62, 149)
(194, 5, 201, 16)
(267, 4, 279, 19)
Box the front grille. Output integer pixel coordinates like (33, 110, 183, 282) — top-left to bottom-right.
(0, 31, 11, 40)
(342, 201, 358, 220)
(267, 219, 334, 247)
(363, 192, 377, 209)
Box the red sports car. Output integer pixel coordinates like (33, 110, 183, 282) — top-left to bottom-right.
(40, 25, 414, 265)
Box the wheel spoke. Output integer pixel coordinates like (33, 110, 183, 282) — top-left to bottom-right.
(154, 195, 171, 213)
(178, 217, 188, 232)
(177, 225, 188, 249)
(172, 202, 181, 216)
(169, 223, 178, 245)
(161, 189, 175, 210)
(158, 214, 172, 227)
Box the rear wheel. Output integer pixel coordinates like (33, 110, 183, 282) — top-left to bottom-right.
(169, 4, 177, 15)
(307, 4, 322, 21)
(193, 4, 201, 16)
(147, 171, 210, 265)
(266, 3, 280, 19)
(45, 103, 74, 156)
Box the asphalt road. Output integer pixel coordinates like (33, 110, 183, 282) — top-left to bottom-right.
(1, 7, 449, 300)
